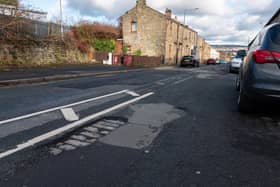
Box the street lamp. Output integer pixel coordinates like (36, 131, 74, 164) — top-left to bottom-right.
(184, 8, 199, 26)
(60, 0, 64, 39)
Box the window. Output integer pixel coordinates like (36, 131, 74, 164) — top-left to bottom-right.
(131, 21, 137, 32)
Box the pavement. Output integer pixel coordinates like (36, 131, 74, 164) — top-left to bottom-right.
(0, 65, 280, 186)
(0, 64, 145, 86)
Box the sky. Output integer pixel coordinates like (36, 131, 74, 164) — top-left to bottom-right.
(20, 0, 280, 45)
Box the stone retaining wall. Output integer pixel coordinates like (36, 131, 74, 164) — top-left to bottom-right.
(0, 41, 88, 66)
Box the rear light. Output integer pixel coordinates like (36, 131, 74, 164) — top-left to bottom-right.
(253, 50, 280, 64)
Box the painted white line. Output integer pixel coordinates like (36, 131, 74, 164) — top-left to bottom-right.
(0, 92, 154, 159)
(125, 90, 140, 97)
(0, 90, 129, 126)
(60, 108, 79, 122)
(173, 76, 193, 85)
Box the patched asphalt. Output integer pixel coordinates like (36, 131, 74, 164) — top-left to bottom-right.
(1, 65, 280, 187)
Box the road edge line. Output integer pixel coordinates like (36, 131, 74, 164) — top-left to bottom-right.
(0, 92, 154, 159)
(0, 89, 129, 126)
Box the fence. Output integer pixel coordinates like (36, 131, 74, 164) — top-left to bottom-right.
(94, 51, 108, 62)
(0, 14, 70, 39)
(132, 55, 161, 66)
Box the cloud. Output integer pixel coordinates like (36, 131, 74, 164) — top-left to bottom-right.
(64, 0, 280, 45)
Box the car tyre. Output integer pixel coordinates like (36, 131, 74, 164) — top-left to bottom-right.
(238, 85, 252, 113)
(235, 76, 240, 91)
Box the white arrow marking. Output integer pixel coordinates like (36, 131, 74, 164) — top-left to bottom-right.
(0, 90, 129, 126)
(0, 92, 154, 159)
(61, 108, 79, 122)
(125, 90, 140, 97)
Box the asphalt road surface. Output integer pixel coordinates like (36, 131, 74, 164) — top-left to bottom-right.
(0, 65, 280, 187)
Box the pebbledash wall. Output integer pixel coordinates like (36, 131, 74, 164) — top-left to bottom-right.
(0, 42, 88, 66)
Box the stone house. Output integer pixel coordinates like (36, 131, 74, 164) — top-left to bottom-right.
(120, 0, 210, 64)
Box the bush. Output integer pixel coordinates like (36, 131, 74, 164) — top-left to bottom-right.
(69, 23, 119, 53)
(133, 49, 142, 56)
(91, 39, 115, 52)
(122, 46, 128, 55)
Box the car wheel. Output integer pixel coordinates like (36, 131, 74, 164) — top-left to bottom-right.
(238, 85, 252, 113)
(235, 76, 240, 91)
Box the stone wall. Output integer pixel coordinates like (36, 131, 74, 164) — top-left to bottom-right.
(121, 0, 212, 65)
(122, 5, 166, 57)
(165, 18, 198, 64)
(0, 42, 88, 66)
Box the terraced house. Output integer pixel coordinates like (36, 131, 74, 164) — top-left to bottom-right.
(120, 0, 211, 64)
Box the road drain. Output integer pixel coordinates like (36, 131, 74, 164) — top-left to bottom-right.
(49, 117, 127, 156)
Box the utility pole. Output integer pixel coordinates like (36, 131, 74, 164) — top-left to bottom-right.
(182, 8, 199, 57)
(60, 0, 64, 39)
(184, 8, 199, 26)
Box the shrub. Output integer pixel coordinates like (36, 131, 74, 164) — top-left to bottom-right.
(133, 49, 142, 56)
(91, 39, 115, 52)
(122, 46, 128, 55)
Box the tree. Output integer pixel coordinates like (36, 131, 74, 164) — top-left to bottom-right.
(0, 1, 47, 42)
(70, 22, 120, 53)
(0, 0, 18, 6)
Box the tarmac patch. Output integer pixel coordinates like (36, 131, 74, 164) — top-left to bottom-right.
(100, 103, 185, 149)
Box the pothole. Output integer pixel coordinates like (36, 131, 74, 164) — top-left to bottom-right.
(49, 117, 127, 156)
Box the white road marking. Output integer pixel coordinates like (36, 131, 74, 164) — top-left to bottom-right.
(172, 76, 193, 85)
(61, 108, 79, 122)
(0, 92, 154, 159)
(0, 90, 129, 126)
(125, 90, 140, 97)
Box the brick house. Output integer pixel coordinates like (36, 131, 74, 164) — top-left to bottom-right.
(120, 0, 210, 64)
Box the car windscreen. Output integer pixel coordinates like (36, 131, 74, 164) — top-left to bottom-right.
(267, 25, 280, 52)
(236, 50, 247, 58)
(183, 56, 193, 60)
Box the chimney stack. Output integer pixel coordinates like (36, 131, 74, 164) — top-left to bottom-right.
(136, 0, 146, 7)
(166, 8, 172, 18)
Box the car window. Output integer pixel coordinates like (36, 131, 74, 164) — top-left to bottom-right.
(269, 25, 280, 46)
(183, 56, 193, 60)
(236, 50, 247, 58)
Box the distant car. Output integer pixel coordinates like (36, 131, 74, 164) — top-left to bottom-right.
(180, 56, 200, 67)
(207, 58, 216, 65)
(219, 60, 228, 64)
(229, 58, 243, 73)
(236, 23, 280, 112)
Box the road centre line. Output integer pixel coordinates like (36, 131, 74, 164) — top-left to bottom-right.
(0, 90, 132, 126)
(173, 76, 193, 85)
(0, 92, 154, 159)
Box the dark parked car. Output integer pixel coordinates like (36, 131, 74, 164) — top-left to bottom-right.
(180, 56, 200, 67)
(236, 23, 280, 112)
(207, 58, 216, 65)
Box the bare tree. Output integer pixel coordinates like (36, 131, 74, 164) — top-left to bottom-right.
(0, 1, 48, 42)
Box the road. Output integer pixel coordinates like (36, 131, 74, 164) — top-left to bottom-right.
(0, 65, 280, 187)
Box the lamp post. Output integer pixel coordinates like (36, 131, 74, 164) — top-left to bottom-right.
(181, 8, 199, 59)
(60, 0, 64, 39)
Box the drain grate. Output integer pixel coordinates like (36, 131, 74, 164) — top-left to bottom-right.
(49, 118, 126, 156)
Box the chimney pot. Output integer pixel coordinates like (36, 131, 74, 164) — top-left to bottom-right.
(166, 8, 172, 18)
(136, 0, 146, 7)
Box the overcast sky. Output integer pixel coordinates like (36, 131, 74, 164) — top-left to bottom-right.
(20, 0, 280, 45)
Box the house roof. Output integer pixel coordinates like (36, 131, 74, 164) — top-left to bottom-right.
(265, 8, 280, 26)
(120, 4, 198, 33)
